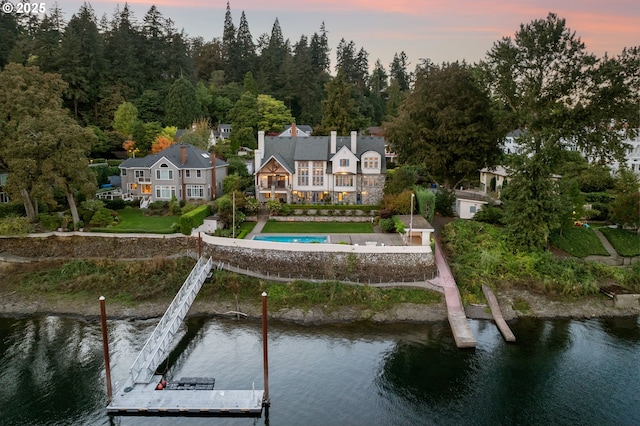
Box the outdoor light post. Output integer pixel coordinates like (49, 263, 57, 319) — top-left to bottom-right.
(409, 193, 415, 245)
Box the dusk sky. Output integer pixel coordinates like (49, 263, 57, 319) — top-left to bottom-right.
(64, 0, 640, 70)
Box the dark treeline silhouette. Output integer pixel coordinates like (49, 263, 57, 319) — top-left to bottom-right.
(0, 2, 413, 136)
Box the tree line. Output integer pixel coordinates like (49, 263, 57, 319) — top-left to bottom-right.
(0, 3, 638, 249)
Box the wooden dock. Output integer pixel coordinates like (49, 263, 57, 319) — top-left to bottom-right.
(482, 285, 515, 342)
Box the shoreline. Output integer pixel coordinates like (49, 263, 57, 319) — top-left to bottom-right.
(1, 288, 638, 324)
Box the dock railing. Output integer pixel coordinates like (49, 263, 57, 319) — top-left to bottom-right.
(129, 256, 213, 384)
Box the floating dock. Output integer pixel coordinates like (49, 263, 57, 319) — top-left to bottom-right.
(104, 256, 267, 418)
(107, 376, 264, 417)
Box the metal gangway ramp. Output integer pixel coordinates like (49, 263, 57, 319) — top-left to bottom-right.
(105, 256, 266, 418)
(130, 256, 213, 384)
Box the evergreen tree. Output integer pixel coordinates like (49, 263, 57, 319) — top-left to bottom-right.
(318, 70, 367, 134)
(258, 18, 290, 98)
(390, 51, 411, 91)
(235, 11, 256, 80)
(31, 5, 66, 73)
(222, 2, 238, 82)
(58, 3, 105, 123)
(165, 77, 200, 128)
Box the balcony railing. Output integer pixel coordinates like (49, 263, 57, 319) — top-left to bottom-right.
(137, 177, 151, 183)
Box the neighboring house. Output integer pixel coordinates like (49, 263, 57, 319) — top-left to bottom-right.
(217, 123, 232, 140)
(502, 129, 524, 154)
(367, 126, 396, 164)
(119, 144, 228, 204)
(479, 166, 510, 194)
(613, 135, 640, 177)
(0, 173, 9, 203)
(455, 192, 490, 219)
(279, 123, 312, 137)
(254, 130, 387, 205)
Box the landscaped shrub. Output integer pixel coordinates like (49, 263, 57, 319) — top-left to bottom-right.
(414, 186, 436, 223)
(0, 203, 25, 218)
(103, 199, 131, 210)
(266, 199, 282, 215)
(180, 204, 211, 235)
(38, 213, 62, 231)
(392, 215, 405, 233)
(0, 215, 33, 235)
(379, 218, 395, 233)
(90, 208, 116, 227)
(473, 204, 504, 224)
(435, 189, 456, 217)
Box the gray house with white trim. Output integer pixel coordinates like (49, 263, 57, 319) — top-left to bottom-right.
(119, 144, 227, 204)
(254, 131, 386, 205)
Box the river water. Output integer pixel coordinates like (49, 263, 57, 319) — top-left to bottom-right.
(0, 314, 639, 426)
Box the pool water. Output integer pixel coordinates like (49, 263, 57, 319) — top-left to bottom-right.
(252, 235, 328, 243)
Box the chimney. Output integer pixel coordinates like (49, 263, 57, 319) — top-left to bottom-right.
(255, 131, 265, 178)
(180, 144, 187, 165)
(291, 122, 297, 137)
(350, 131, 357, 153)
(330, 131, 337, 154)
(211, 152, 217, 199)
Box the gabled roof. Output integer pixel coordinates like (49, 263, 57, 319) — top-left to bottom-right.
(260, 135, 387, 173)
(120, 144, 226, 170)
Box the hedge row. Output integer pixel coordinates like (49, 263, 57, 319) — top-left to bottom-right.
(180, 204, 211, 235)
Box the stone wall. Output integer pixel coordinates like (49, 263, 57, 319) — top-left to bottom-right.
(202, 243, 435, 282)
(0, 233, 193, 259)
(0, 232, 436, 283)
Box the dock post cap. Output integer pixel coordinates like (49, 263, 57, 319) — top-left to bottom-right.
(99, 296, 105, 301)
(261, 292, 267, 297)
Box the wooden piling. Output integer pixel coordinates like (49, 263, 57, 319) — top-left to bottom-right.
(99, 296, 113, 402)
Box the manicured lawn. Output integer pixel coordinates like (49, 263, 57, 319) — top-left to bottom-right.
(261, 221, 374, 233)
(599, 227, 640, 257)
(549, 226, 610, 258)
(92, 208, 179, 233)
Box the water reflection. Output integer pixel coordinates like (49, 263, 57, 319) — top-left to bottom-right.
(0, 315, 638, 426)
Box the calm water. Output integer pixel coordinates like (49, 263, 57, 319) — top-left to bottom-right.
(0, 315, 639, 426)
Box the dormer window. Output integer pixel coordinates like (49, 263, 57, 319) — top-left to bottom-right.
(339, 159, 349, 167)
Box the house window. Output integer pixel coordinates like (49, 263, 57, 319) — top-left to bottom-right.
(339, 159, 349, 167)
(156, 164, 173, 180)
(196, 170, 202, 178)
(363, 156, 378, 169)
(335, 175, 353, 187)
(129, 183, 138, 190)
(298, 161, 309, 186)
(362, 176, 376, 186)
(121, 169, 127, 176)
(155, 185, 176, 199)
(141, 184, 152, 194)
(185, 170, 191, 178)
(135, 170, 144, 178)
(186, 185, 205, 198)
(312, 161, 323, 186)
(470, 205, 477, 214)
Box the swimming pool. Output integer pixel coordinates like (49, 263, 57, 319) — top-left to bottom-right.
(252, 235, 328, 243)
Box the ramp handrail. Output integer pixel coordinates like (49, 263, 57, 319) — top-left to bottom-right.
(129, 256, 213, 384)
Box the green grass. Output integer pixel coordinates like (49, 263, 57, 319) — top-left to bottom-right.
(261, 221, 374, 233)
(599, 227, 640, 257)
(92, 208, 179, 233)
(4, 258, 196, 305)
(442, 220, 627, 298)
(549, 226, 610, 258)
(206, 271, 441, 311)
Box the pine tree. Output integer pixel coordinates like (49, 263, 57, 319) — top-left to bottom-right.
(235, 11, 256, 80)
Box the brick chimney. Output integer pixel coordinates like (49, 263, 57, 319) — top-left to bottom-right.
(180, 144, 187, 165)
(291, 122, 297, 137)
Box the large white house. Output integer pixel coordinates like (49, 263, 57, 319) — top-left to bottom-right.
(254, 130, 387, 205)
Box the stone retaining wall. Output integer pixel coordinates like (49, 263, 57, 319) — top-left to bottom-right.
(269, 215, 374, 223)
(0, 232, 436, 282)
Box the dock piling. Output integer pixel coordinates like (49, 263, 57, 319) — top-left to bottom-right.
(99, 296, 113, 402)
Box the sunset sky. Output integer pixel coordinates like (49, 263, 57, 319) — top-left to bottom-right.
(64, 0, 640, 70)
